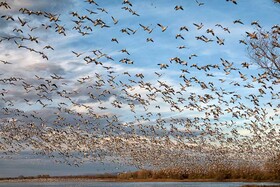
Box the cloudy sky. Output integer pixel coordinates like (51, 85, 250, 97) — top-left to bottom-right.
(0, 0, 280, 177)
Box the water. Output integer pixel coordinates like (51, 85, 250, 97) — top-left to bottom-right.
(0, 182, 279, 187)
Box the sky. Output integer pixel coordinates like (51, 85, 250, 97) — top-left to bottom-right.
(0, 0, 280, 177)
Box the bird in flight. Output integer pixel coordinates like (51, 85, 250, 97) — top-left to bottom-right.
(157, 23, 168, 32)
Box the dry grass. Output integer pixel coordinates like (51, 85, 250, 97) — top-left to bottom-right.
(242, 185, 280, 187)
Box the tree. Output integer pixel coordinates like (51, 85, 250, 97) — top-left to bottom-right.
(247, 27, 280, 79)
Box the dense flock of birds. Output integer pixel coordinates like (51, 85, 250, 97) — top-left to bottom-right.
(0, 0, 279, 171)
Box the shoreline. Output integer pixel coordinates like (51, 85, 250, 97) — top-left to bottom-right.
(1, 178, 280, 183)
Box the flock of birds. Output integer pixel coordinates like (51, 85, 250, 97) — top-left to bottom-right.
(0, 0, 279, 171)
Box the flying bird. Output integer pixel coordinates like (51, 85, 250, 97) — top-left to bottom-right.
(174, 5, 184, 10)
(157, 23, 168, 32)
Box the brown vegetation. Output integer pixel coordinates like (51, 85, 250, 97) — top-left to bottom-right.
(242, 186, 280, 187)
(117, 168, 272, 181)
(118, 156, 280, 181)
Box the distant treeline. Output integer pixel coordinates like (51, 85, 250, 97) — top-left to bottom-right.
(0, 173, 117, 181)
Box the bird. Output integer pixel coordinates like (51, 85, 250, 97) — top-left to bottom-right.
(139, 24, 153, 33)
(121, 28, 130, 35)
(251, 21, 262, 28)
(43, 45, 54, 50)
(120, 49, 130, 55)
(111, 16, 119, 25)
(123, 0, 133, 6)
(177, 45, 186, 49)
(119, 58, 133, 64)
(86, 9, 97, 14)
(193, 22, 204, 30)
(223, 27, 230, 33)
(0, 60, 12, 64)
(189, 54, 198, 59)
(246, 32, 258, 39)
(111, 38, 119, 43)
(12, 28, 23, 33)
(175, 34, 184, 40)
(72, 51, 84, 57)
(226, 0, 237, 5)
(146, 38, 154, 42)
(97, 7, 108, 14)
(157, 23, 168, 32)
(196, 0, 205, 6)
(241, 62, 250, 68)
(174, 5, 184, 10)
(239, 40, 247, 45)
(41, 23, 52, 29)
(85, 0, 99, 6)
(195, 35, 213, 43)
(180, 26, 189, 31)
(27, 34, 39, 43)
(1, 15, 15, 21)
(216, 36, 225, 45)
(18, 17, 27, 26)
(206, 29, 215, 36)
(158, 63, 169, 69)
(0, 1, 11, 9)
(127, 27, 138, 34)
(233, 19, 244, 24)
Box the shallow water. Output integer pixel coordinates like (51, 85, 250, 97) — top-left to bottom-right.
(0, 182, 279, 187)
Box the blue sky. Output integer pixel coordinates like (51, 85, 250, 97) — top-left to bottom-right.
(0, 0, 280, 177)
